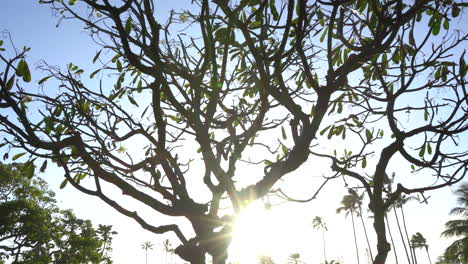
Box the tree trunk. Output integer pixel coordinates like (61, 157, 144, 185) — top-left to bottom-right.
(393, 206, 412, 264)
(373, 209, 391, 264)
(322, 228, 327, 263)
(412, 247, 418, 264)
(212, 252, 228, 264)
(351, 210, 361, 264)
(425, 247, 432, 264)
(400, 206, 415, 264)
(385, 214, 398, 264)
(359, 206, 374, 261)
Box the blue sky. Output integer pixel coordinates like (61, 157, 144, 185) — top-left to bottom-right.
(1, 1, 466, 264)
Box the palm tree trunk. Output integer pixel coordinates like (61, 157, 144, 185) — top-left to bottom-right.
(425, 247, 432, 264)
(359, 206, 374, 261)
(322, 228, 327, 263)
(412, 247, 418, 264)
(351, 210, 361, 264)
(393, 206, 412, 264)
(385, 214, 398, 264)
(400, 206, 415, 264)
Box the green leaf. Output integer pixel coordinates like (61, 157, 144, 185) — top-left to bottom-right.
(53, 106, 63, 117)
(269, 0, 279, 20)
(409, 30, 415, 46)
(23, 162, 35, 179)
(281, 144, 288, 155)
(12, 152, 26, 161)
(460, 54, 466, 78)
(427, 143, 432, 155)
(249, 21, 262, 29)
(68, 0, 77, 5)
(327, 126, 334, 139)
(443, 19, 449, 30)
(215, 28, 234, 44)
(452, 4, 460, 18)
(71, 145, 78, 156)
(320, 27, 328, 43)
(365, 129, 372, 142)
(362, 157, 367, 168)
(38, 75, 51, 85)
(6, 75, 15, 90)
(128, 96, 139, 107)
(116, 60, 122, 72)
(111, 54, 121, 63)
(424, 109, 429, 121)
(310, 104, 316, 116)
(93, 50, 102, 63)
(419, 143, 426, 157)
(90, 69, 100, 79)
(16, 60, 32, 82)
(125, 18, 133, 33)
(411, 164, 415, 170)
(40, 160, 48, 172)
(60, 178, 68, 189)
(264, 160, 273, 165)
(281, 126, 287, 140)
(431, 18, 441, 36)
(320, 125, 331, 135)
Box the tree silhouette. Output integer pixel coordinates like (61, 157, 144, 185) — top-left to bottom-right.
(439, 183, 468, 263)
(352, 189, 374, 261)
(258, 255, 275, 264)
(336, 191, 361, 264)
(288, 253, 301, 264)
(0, 1, 466, 263)
(410, 232, 431, 264)
(162, 239, 174, 264)
(312, 216, 328, 263)
(141, 241, 153, 264)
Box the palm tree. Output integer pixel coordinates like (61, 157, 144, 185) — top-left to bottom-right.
(313, 216, 328, 263)
(258, 255, 275, 264)
(411, 232, 431, 264)
(336, 191, 361, 264)
(141, 241, 154, 264)
(439, 183, 468, 263)
(350, 189, 374, 261)
(162, 238, 173, 264)
(288, 253, 301, 264)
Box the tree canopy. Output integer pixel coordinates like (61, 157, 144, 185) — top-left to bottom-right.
(0, 163, 116, 264)
(0, 0, 467, 263)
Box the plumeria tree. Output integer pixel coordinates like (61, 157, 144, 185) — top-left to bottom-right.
(0, 0, 467, 264)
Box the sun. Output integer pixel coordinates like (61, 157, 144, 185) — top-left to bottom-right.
(229, 201, 299, 263)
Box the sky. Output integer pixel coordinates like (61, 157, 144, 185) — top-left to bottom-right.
(0, 1, 466, 264)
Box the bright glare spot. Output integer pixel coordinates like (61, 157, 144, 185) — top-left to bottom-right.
(229, 201, 304, 263)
